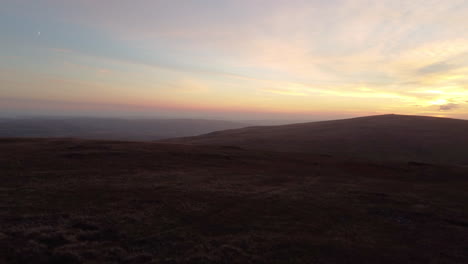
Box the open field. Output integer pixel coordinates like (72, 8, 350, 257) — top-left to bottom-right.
(1, 138, 467, 263)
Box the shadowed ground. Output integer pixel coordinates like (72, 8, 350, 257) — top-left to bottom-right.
(1, 138, 467, 263)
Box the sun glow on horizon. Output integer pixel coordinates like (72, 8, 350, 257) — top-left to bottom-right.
(1, 0, 467, 120)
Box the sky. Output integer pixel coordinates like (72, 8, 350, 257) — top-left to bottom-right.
(1, 0, 467, 120)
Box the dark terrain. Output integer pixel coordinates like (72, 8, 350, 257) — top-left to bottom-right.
(0, 118, 248, 141)
(165, 114, 468, 165)
(1, 115, 468, 263)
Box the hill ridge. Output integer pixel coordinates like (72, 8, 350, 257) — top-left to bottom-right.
(162, 114, 468, 165)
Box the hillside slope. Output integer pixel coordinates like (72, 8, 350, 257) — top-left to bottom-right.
(164, 114, 468, 165)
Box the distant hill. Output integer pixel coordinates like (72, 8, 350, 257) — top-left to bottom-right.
(0, 117, 249, 140)
(163, 114, 468, 165)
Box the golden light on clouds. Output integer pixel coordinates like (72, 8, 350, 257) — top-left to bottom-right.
(0, 0, 467, 119)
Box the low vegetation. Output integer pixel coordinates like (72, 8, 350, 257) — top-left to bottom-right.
(1, 138, 467, 263)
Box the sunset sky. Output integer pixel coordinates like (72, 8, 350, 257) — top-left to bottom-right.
(1, 0, 467, 120)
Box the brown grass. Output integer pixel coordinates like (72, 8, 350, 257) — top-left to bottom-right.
(0, 138, 467, 263)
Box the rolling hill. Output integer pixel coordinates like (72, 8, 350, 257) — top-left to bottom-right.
(2, 114, 468, 263)
(163, 114, 468, 165)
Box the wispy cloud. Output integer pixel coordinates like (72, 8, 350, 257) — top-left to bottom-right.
(1, 0, 468, 118)
(439, 103, 460, 111)
(262, 88, 309, 96)
(51, 48, 73, 53)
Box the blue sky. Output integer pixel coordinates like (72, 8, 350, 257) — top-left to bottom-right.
(1, 0, 467, 119)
